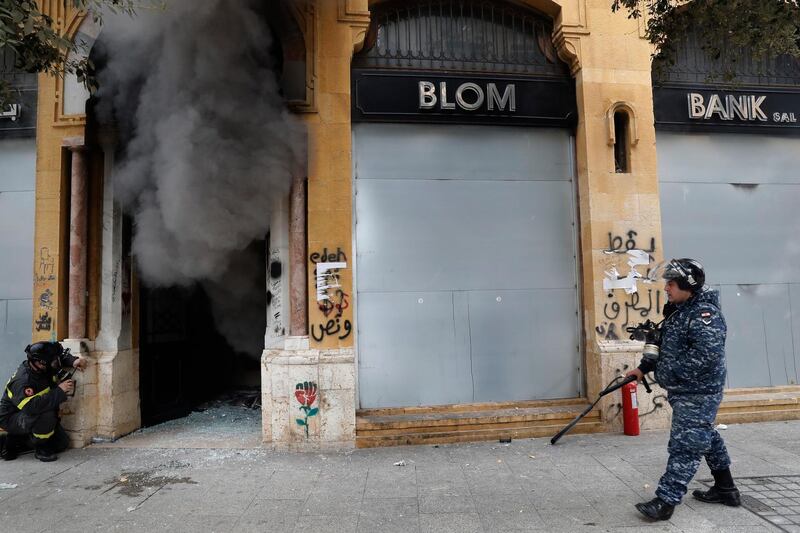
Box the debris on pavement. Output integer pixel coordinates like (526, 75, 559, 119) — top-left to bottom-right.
(393, 460, 407, 466)
(0, 483, 17, 490)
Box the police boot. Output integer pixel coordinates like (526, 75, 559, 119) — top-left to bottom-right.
(34, 442, 58, 462)
(692, 468, 741, 506)
(635, 497, 675, 521)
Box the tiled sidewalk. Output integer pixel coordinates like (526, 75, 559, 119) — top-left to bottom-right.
(1, 418, 799, 532)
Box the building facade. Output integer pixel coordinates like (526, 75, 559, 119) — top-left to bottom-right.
(24, 0, 800, 449)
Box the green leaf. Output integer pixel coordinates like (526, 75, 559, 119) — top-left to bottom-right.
(308, 408, 319, 417)
(295, 418, 306, 426)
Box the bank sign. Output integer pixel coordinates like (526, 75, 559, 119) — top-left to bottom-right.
(654, 86, 800, 134)
(352, 70, 577, 127)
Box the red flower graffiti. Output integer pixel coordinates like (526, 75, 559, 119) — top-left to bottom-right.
(295, 382, 317, 406)
(295, 381, 319, 437)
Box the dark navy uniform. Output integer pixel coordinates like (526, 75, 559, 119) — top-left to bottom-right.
(638, 286, 729, 506)
(0, 354, 75, 453)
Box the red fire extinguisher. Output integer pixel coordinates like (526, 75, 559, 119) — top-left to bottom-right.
(622, 381, 640, 436)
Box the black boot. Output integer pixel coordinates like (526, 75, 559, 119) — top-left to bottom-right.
(34, 442, 58, 462)
(692, 468, 741, 506)
(635, 497, 675, 520)
(0, 432, 19, 461)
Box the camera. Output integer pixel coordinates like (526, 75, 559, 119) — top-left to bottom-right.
(56, 366, 77, 397)
(626, 319, 662, 362)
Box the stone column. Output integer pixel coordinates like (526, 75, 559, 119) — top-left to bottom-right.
(64, 137, 89, 340)
(289, 174, 307, 337)
(261, 0, 365, 450)
(60, 137, 94, 447)
(563, 5, 663, 402)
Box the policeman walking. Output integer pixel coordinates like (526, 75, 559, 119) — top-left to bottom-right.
(626, 258, 740, 520)
(0, 342, 86, 462)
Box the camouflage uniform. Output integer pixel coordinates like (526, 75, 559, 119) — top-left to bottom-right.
(638, 287, 730, 506)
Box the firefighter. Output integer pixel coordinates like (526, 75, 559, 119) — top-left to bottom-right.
(0, 342, 87, 462)
(626, 258, 740, 520)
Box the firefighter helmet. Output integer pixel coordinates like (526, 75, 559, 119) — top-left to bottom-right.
(25, 342, 64, 371)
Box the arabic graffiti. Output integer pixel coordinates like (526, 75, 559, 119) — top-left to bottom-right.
(596, 228, 663, 339)
(310, 246, 351, 343)
(602, 288, 662, 329)
(595, 322, 620, 341)
(311, 318, 352, 342)
(606, 230, 655, 253)
(318, 289, 349, 318)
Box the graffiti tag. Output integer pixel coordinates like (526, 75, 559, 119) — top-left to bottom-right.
(311, 318, 352, 342)
(35, 312, 52, 332)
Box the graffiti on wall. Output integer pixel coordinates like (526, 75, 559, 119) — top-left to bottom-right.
(32, 247, 58, 339)
(607, 364, 667, 422)
(295, 381, 319, 438)
(601, 288, 663, 330)
(267, 249, 285, 337)
(38, 289, 54, 311)
(606, 230, 655, 254)
(36, 247, 55, 283)
(35, 312, 52, 332)
(310, 247, 352, 342)
(596, 231, 662, 340)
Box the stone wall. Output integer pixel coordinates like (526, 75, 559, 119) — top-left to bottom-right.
(262, 339, 355, 450)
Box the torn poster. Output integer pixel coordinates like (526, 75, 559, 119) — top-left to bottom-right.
(315, 262, 347, 301)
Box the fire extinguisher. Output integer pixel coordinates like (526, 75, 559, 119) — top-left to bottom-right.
(622, 381, 640, 436)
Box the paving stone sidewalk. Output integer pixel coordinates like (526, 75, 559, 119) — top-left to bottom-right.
(2, 419, 799, 532)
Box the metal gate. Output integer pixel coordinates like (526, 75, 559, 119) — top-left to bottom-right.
(0, 139, 35, 381)
(354, 123, 581, 408)
(658, 131, 800, 388)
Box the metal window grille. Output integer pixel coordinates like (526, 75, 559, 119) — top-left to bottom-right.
(353, 0, 569, 78)
(653, 30, 800, 88)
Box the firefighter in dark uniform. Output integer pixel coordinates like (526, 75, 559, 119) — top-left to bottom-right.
(627, 258, 740, 520)
(0, 342, 86, 462)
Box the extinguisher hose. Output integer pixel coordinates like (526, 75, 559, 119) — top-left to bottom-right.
(550, 374, 650, 445)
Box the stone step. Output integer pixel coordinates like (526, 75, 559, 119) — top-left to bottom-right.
(356, 401, 602, 448)
(718, 387, 800, 424)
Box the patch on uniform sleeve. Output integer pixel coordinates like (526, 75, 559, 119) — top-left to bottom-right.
(699, 311, 713, 325)
(23, 387, 34, 397)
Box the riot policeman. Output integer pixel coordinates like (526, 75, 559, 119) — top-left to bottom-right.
(0, 342, 87, 462)
(626, 258, 740, 520)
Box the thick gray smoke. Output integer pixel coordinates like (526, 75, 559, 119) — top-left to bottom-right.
(96, 0, 304, 355)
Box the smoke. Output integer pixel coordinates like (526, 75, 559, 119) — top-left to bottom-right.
(96, 0, 303, 354)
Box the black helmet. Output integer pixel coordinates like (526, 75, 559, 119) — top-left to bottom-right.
(662, 258, 705, 292)
(25, 342, 64, 371)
